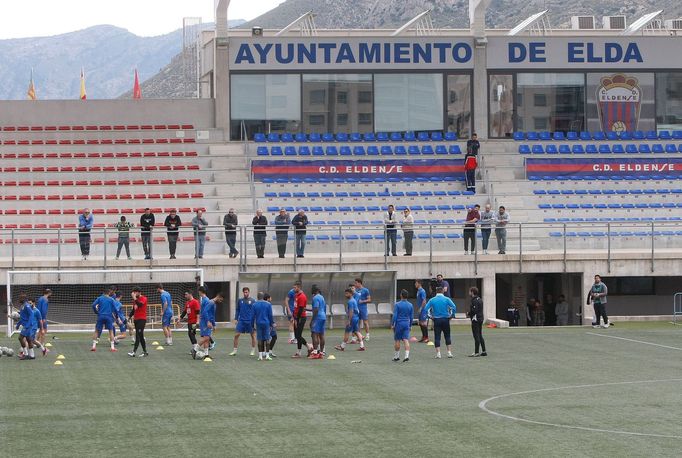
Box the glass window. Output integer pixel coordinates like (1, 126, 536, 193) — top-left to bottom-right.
(302, 74, 373, 134)
(446, 74, 472, 138)
(374, 74, 443, 132)
(656, 73, 682, 133)
(489, 74, 513, 138)
(516, 73, 585, 133)
(230, 74, 301, 140)
(586, 72, 654, 134)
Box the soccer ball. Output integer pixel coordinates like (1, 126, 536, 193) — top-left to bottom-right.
(611, 121, 626, 133)
(6, 348, 14, 357)
(10, 311, 20, 321)
(0, 347, 7, 355)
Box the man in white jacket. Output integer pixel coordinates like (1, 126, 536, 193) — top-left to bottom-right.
(384, 204, 398, 256)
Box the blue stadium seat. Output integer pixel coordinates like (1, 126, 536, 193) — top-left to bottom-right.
(449, 145, 461, 154)
(531, 145, 544, 154)
(431, 132, 443, 141)
(606, 131, 619, 141)
(652, 144, 664, 154)
(322, 133, 335, 142)
(417, 132, 430, 141)
(566, 131, 578, 141)
(408, 145, 421, 155)
(659, 130, 672, 140)
(267, 206, 279, 212)
(533, 190, 547, 195)
(367, 146, 379, 156)
(593, 131, 606, 141)
(335, 132, 348, 142)
(352, 146, 365, 156)
(308, 132, 321, 142)
(338, 206, 352, 212)
(294, 133, 307, 142)
(539, 131, 552, 141)
(665, 144, 677, 153)
(572, 145, 585, 154)
(553, 131, 565, 141)
(447, 190, 462, 196)
(298, 146, 311, 155)
(586, 144, 598, 154)
(267, 133, 280, 142)
(420, 191, 434, 197)
(378, 145, 392, 155)
(519, 145, 531, 154)
(278, 192, 292, 198)
(394, 146, 407, 155)
(559, 145, 571, 154)
(620, 131, 632, 140)
(377, 132, 389, 142)
(444, 131, 458, 141)
(254, 133, 266, 143)
(435, 145, 448, 155)
(598, 144, 611, 154)
(281, 132, 294, 142)
(639, 144, 651, 153)
(336, 191, 349, 198)
(363, 132, 376, 141)
(363, 191, 377, 197)
(579, 131, 591, 141)
(312, 146, 324, 156)
(612, 144, 625, 153)
(390, 132, 402, 142)
(633, 131, 645, 140)
(284, 146, 298, 156)
(339, 146, 352, 156)
(270, 146, 283, 156)
(350, 132, 362, 142)
(646, 130, 658, 140)
(625, 144, 638, 154)
(546, 145, 558, 154)
(264, 192, 277, 198)
(326, 146, 338, 156)
(257, 146, 268, 156)
(403, 131, 416, 141)
(513, 132, 525, 141)
(421, 145, 434, 155)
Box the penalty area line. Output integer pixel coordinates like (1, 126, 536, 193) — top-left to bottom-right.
(586, 332, 682, 351)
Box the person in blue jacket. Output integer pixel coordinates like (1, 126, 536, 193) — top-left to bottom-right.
(392, 289, 414, 362)
(423, 287, 457, 359)
(78, 208, 94, 260)
(253, 292, 274, 361)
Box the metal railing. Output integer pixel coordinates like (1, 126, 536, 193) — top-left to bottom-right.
(2, 221, 682, 273)
(674, 293, 682, 325)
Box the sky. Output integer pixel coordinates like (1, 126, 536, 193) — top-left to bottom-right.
(0, 0, 286, 39)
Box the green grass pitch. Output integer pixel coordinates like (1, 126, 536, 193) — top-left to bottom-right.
(1, 322, 681, 457)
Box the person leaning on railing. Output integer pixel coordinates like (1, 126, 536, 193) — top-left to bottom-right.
(252, 209, 268, 259)
(401, 207, 414, 256)
(274, 208, 290, 258)
(223, 208, 239, 259)
(494, 206, 509, 255)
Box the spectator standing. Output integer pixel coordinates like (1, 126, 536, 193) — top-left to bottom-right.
(164, 209, 181, 259)
(555, 294, 569, 326)
(78, 208, 94, 260)
(463, 204, 480, 255)
(252, 209, 268, 258)
(113, 215, 133, 260)
(464, 151, 478, 193)
(525, 297, 535, 326)
(506, 301, 520, 327)
(467, 287, 487, 357)
(384, 204, 398, 257)
(274, 208, 290, 258)
(435, 274, 451, 298)
(479, 204, 494, 255)
(544, 293, 556, 326)
(401, 207, 414, 256)
(222, 208, 239, 258)
(466, 133, 480, 156)
(494, 206, 509, 254)
(587, 274, 609, 329)
(533, 299, 545, 326)
(291, 209, 308, 258)
(191, 210, 208, 259)
(139, 208, 155, 260)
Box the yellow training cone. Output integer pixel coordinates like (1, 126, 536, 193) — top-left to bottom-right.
(57, 354, 65, 360)
(45, 343, 53, 348)
(203, 357, 213, 362)
(327, 355, 336, 360)
(427, 341, 435, 346)
(156, 346, 164, 351)
(152, 341, 160, 346)
(54, 360, 63, 366)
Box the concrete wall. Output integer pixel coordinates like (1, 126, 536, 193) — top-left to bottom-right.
(0, 99, 216, 128)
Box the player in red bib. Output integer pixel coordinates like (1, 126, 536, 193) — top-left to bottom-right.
(179, 291, 201, 356)
(292, 283, 313, 358)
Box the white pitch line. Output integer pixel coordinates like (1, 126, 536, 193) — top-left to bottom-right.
(479, 378, 682, 439)
(586, 332, 682, 351)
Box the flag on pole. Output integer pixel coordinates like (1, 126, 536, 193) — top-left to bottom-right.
(27, 69, 37, 100)
(80, 68, 87, 100)
(133, 69, 142, 99)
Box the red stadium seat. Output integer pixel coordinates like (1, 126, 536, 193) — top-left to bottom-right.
(91, 195, 103, 200)
(4, 140, 16, 145)
(144, 165, 158, 171)
(32, 152, 46, 158)
(126, 125, 139, 130)
(156, 139, 169, 144)
(120, 194, 132, 199)
(76, 195, 89, 200)
(63, 210, 76, 215)
(162, 193, 175, 199)
(86, 125, 98, 131)
(58, 140, 71, 145)
(61, 180, 74, 186)
(18, 140, 30, 145)
(114, 139, 127, 145)
(75, 181, 88, 186)
(161, 179, 174, 185)
(116, 166, 130, 172)
(48, 209, 61, 215)
(132, 179, 145, 185)
(183, 138, 195, 143)
(147, 179, 159, 185)
(62, 195, 75, 200)
(99, 125, 112, 131)
(63, 223, 77, 228)
(90, 180, 102, 186)
(59, 152, 73, 158)
(101, 152, 114, 158)
(46, 140, 58, 145)
(86, 152, 100, 158)
(154, 124, 167, 130)
(181, 125, 194, 130)
(179, 208, 192, 213)
(128, 139, 141, 144)
(105, 194, 117, 200)
(131, 166, 143, 171)
(32, 167, 45, 172)
(49, 224, 61, 229)
(121, 208, 133, 214)
(58, 126, 70, 131)
(102, 166, 115, 172)
(18, 126, 29, 131)
(142, 139, 154, 144)
(48, 195, 60, 200)
(143, 152, 156, 157)
(168, 124, 181, 130)
(170, 138, 183, 144)
(92, 209, 104, 214)
(113, 125, 125, 130)
(34, 196, 46, 201)
(72, 125, 84, 131)
(30, 126, 43, 131)
(134, 194, 146, 199)
(177, 193, 189, 199)
(74, 153, 86, 158)
(189, 179, 202, 184)
(73, 140, 85, 145)
(118, 180, 131, 185)
(19, 210, 32, 215)
(159, 165, 172, 171)
(34, 209, 47, 214)
(129, 152, 142, 157)
(101, 139, 113, 144)
(45, 153, 58, 158)
(115, 152, 128, 158)
(34, 223, 47, 229)
(31, 140, 44, 145)
(3, 126, 16, 131)
(188, 165, 200, 170)
(141, 125, 153, 130)
(103, 180, 117, 186)
(106, 208, 118, 214)
(148, 194, 161, 199)
(19, 195, 31, 200)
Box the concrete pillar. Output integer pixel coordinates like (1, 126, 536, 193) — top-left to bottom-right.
(473, 46, 489, 139)
(582, 273, 594, 325)
(215, 0, 231, 136)
(482, 272, 497, 321)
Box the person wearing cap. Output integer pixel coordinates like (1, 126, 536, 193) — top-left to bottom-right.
(164, 209, 182, 259)
(78, 208, 94, 260)
(223, 208, 239, 258)
(139, 208, 155, 260)
(274, 208, 290, 258)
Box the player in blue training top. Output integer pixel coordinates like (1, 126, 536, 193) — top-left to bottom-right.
(229, 287, 256, 356)
(335, 288, 365, 352)
(91, 286, 118, 352)
(392, 289, 415, 363)
(253, 292, 274, 361)
(265, 293, 278, 358)
(112, 292, 129, 345)
(309, 284, 327, 358)
(195, 287, 223, 360)
(423, 286, 457, 359)
(354, 278, 372, 341)
(415, 279, 429, 343)
(285, 282, 298, 344)
(14, 294, 36, 360)
(30, 302, 44, 356)
(34, 288, 52, 354)
(157, 284, 174, 346)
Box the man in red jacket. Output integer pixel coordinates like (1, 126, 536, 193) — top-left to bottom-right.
(179, 291, 201, 355)
(127, 287, 149, 358)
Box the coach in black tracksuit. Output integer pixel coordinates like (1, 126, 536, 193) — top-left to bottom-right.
(467, 287, 487, 357)
(140, 208, 155, 260)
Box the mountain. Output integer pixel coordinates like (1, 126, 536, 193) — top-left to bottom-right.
(239, 0, 682, 29)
